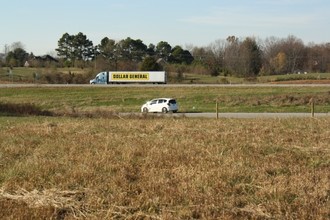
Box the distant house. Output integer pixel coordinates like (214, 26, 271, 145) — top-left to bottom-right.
(33, 55, 58, 63)
(30, 55, 59, 67)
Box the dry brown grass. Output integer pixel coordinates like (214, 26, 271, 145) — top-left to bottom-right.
(0, 116, 329, 219)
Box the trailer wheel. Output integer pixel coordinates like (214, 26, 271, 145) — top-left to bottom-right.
(162, 107, 168, 113)
(143, 107, 148, 113)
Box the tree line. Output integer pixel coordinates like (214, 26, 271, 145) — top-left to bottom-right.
(55, 32, 194, 71)
(1, 32, 330, 77)
(192, 35, 330, 77)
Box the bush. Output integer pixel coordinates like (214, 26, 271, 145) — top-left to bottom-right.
(41, 71, 91, 84)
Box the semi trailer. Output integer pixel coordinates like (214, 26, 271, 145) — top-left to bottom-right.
(90, 71, 167, 84)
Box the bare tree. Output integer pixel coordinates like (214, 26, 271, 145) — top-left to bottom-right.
(261, 36, 282, 74)
(261, 36, 306, 74)
(224, 36, 240, 76)
(208, 39, 227, 75)
(281, 35, 306, 73)
(305, 43, 330, 73)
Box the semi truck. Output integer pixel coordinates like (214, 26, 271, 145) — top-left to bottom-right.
(89, 71, 167, 84)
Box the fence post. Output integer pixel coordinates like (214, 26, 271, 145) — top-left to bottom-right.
(216, 102, 219, 119)
(310, 98, 315, 117)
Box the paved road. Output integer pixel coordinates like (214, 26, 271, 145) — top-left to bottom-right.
(120, 112, 329, 119)
(179, 112, 329, 118)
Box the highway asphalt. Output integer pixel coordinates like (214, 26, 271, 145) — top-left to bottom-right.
(179, 112, 329, 118)
(120, 112, 329, 119)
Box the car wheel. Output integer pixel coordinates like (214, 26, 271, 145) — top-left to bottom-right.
(162, 107, 168, 113)
(142, 107, 148, 113)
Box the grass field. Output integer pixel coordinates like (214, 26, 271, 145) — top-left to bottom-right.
(0, 67, 86, 82)
(1, 86, 330, 114)
(0, 116, 329, 219)
(0, 85, 329, 219)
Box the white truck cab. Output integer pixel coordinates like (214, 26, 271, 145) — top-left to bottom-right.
(90, 72, 107, 84)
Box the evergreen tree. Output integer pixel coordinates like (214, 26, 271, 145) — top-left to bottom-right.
(56, 32, 95, 67)
(168, 46, 194, 64)
(6, 48, 28, 67)
(140, 57, 162, 71)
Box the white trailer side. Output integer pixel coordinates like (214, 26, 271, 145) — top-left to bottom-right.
(108, 71, 166, 84)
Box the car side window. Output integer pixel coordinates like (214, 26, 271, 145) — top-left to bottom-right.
(158, 99, 165, 104)
(150, 100, 157, 105)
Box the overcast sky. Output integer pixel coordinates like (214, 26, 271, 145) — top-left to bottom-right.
(1, 0, 329, 55)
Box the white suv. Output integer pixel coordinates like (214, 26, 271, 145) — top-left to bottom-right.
(141, 98, 178, 113)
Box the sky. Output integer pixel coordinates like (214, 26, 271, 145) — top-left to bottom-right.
(1, 0, 329, 55)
